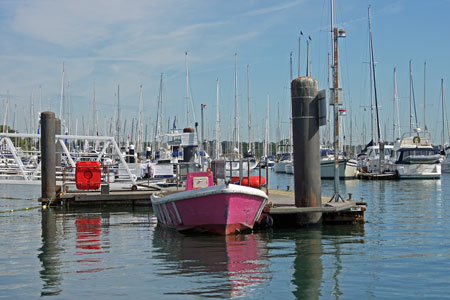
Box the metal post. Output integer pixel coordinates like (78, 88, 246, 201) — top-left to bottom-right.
(176, 163, 179, 191)
(291, 77, 321, 224)
(201, 104, 206, 171)
(41, 111, 56, 203)
(201, 104, 206, 151)
(258, 162, 262, 189)
(265, 157, 269, 195)
(247, 158, 250, 186)
(239, 158, 243, 183)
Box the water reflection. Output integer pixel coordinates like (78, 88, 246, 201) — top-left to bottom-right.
(39, 208, 110, 296)
(393, 179, 441, 197)
(321, 225, 365, 300)
(75, 217, 104, 274)
(152, 227, 270, 298)
(38, 209, 63, 297)
(292, 229, 323, 300)
(270, 225, 365, 300)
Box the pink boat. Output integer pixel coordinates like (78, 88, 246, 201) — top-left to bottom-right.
(150, 171, 268, 235)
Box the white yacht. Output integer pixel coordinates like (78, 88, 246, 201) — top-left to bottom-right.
(387, 130, 441, 179)
(320, 148, 357, 179)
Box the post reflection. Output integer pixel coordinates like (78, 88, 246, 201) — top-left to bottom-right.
(152, 227, 270, 298)
(39, 208, 108, 296)
(38, 208, 63, 297)
(290, 225, 365, 300)
(292, 229, 323, 300)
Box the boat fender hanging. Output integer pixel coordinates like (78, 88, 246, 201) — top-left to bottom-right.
(413, 136, 421, 144)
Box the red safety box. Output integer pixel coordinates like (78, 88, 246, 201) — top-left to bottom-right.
(75, 161, 101, 190)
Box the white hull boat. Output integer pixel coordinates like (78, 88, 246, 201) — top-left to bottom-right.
(387, 130, 441, 179)
(274, 160, 291, 173)
(285, 162, 294, 174)
(320, 157, 357, 179)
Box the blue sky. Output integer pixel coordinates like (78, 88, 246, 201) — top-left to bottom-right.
(0, 0, 449, 145)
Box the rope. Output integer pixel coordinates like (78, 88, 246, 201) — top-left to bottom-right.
(0, 205, 41, 214)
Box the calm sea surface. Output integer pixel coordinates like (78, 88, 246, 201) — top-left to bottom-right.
(1, 172, 450, 299)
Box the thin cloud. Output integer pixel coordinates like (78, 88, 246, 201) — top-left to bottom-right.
(241, 0, 304, 17)
(379, 1, 405, 15)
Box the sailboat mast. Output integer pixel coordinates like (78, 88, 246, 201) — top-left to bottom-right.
(289, 53, 294, 152)
(185, 51, 191, 128)
(116, 84, 120, 145)
(265, 94, 270, 157)
(326, 52, 331, 146)
(59, 62, 65, 120)
(31, 94, 35, 134)
(215, 79, 221, 158)
(247, 64, 251, 154)
(92, 82, 98, 136)
(393, 67, 400, 141)
(350, 106, 353, 155)
(409, 60, 413, 132)
(306, 37, 311, 77)
(367, 8, 375, 142)
(155, 73, 163, 140)
(2, 94, 8, 133)
(393, 69, 395, 141)
(445, 79, 450, 144)
(137, 85, 143, 154)
(277, 102, 281, 150)
(442, 78, 445, 147)
(234, 53, 240, 153)
(368, 6, 381, 143)
(424, 61, 427, 130)
(67, 82, 71, 135)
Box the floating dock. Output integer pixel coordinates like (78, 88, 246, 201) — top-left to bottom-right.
(356, 171, 396, 180)
(42, 186, 366, 225)
(40, 183, 174, 207)
(265, 189, 366, 226)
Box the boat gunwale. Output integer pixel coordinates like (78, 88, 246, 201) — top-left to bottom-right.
(151, 183, 268, 205)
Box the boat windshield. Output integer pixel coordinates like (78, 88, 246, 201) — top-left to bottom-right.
(402, 149, 435, 158)
(320, 149, 333, 157)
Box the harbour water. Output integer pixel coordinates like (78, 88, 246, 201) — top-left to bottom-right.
(1, 172, 450, 299)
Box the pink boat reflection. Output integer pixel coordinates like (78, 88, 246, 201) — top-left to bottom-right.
(152, 227, 269, 298)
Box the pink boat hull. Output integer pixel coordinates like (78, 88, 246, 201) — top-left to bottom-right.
(151, 184, 267, 235)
